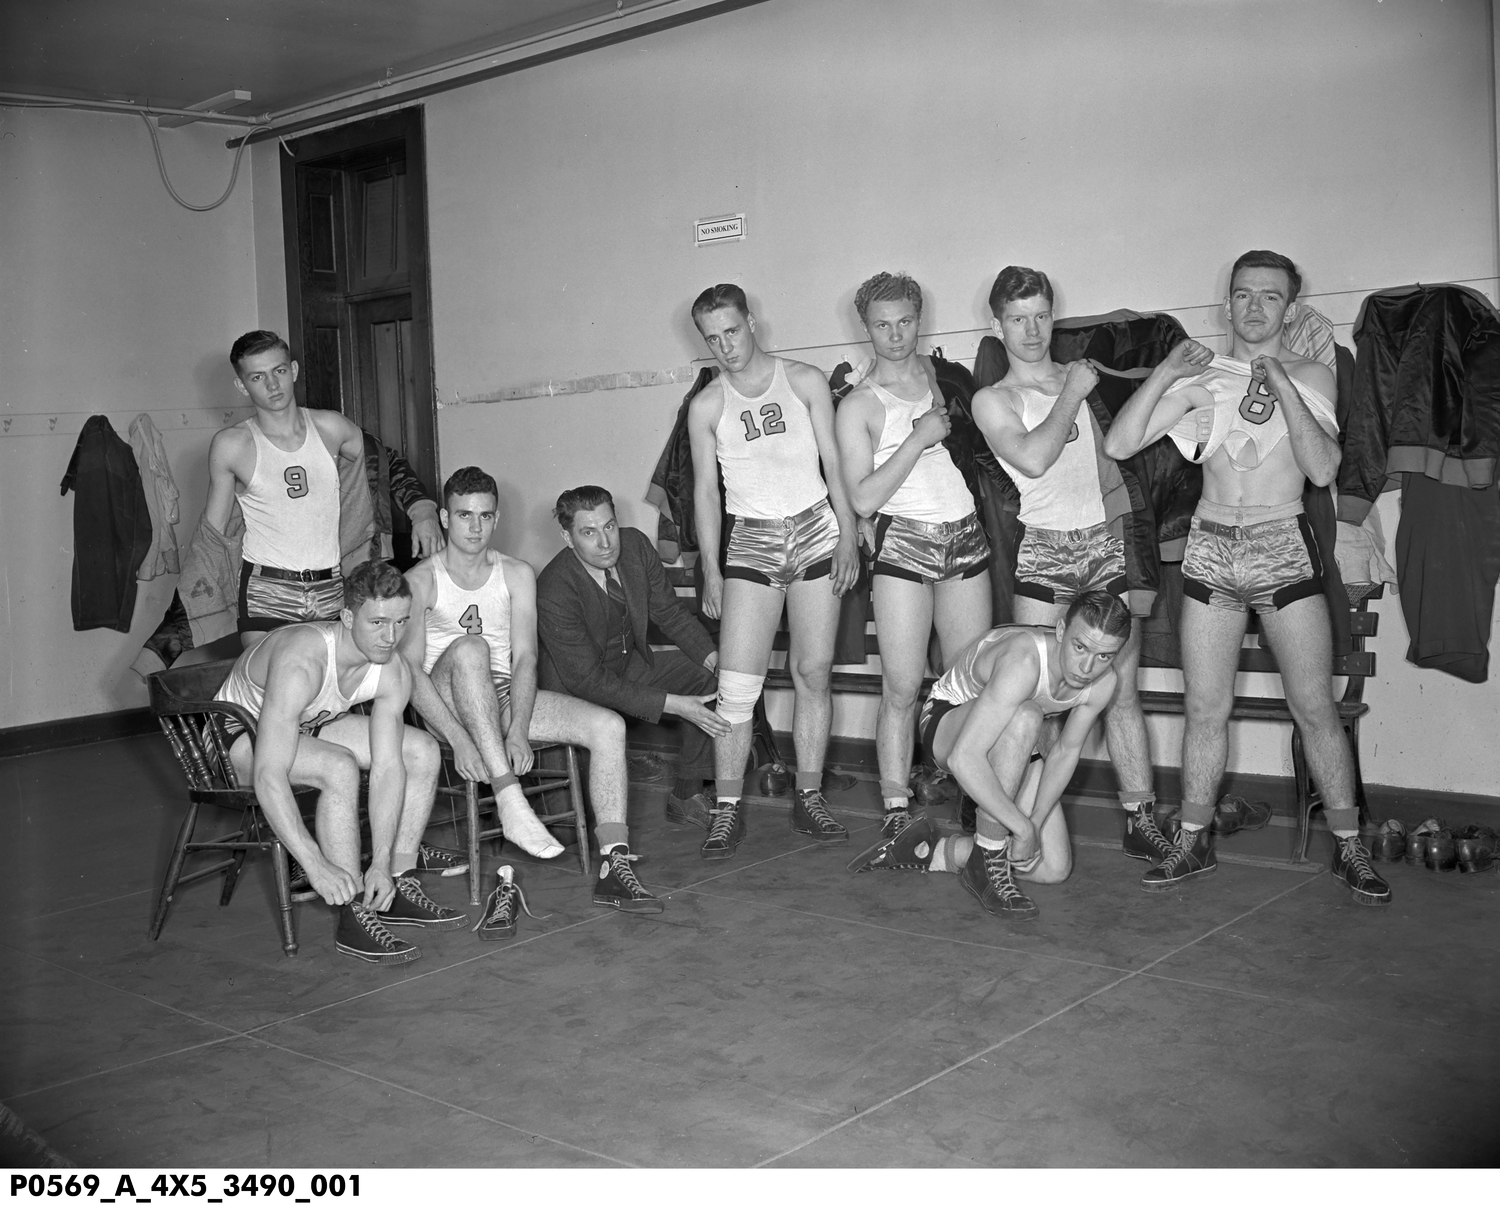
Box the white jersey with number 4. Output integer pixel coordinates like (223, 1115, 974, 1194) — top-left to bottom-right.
(421, 552, 512, 684)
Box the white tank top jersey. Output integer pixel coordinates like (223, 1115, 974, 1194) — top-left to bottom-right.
(238, 416, 342, 570)
(929, 626, 1096, 715)
(868, 380, 975, 523)
(215, 621, 382, 731)
(421, 553, 513, 683)
(1166, 354, 1339, 472)
(714, 358, 829, 520)
(993, 385, 1106, 531)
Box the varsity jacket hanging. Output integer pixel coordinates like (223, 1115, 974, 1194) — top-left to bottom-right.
(59, 415, 154, 632)
(1339, 283, 1500, 523)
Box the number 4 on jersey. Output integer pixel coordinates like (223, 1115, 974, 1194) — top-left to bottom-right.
(459, 604, 483, 635)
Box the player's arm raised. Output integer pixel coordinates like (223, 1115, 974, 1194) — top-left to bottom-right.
(1264, 356, 1341, 487)
(1103, 339, 1215, 459)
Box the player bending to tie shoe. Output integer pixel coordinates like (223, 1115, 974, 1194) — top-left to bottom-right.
(851, 592, 1129, 921)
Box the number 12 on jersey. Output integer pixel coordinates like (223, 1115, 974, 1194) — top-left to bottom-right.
(739, 403, 787, 441)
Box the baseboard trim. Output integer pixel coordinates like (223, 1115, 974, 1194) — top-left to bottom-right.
(0, 708, 158, 759)
(782, 733, 1500, 826)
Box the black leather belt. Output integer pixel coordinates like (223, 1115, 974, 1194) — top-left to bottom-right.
(247, 563, 338, 583)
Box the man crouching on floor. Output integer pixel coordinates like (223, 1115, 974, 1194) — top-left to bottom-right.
(850, 591, 1130, 921)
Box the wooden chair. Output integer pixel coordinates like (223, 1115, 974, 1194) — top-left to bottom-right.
(432, 741, 591, 905)
(148, 659, 318, 957)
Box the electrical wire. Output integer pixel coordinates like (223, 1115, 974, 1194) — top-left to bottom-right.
(138, 111, 272, 211)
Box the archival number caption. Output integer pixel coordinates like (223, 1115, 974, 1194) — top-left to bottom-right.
(10, 1173, 361, 1201)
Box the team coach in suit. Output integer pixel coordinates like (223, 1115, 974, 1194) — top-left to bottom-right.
(536, 485, 731, 827)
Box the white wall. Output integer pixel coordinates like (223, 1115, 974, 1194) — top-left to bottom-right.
(0, 107, 266, 729)
(423, 0, 1499, 794)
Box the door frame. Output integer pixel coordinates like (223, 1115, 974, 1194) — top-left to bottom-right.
(279, 106, 439, 495)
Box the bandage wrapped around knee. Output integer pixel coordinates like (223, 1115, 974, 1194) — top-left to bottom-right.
(715, 669, 765, 724)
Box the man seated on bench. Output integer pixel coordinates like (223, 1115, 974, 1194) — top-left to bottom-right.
(851, 592, 1129, 921)
(834, 272, 992, 844)
(399, 467, 663, 925)
(216, 558, 459, 966)
(971, 268, 1167, 868)
(536, 485, 732, 830)
(1103, 249, 1389, 905)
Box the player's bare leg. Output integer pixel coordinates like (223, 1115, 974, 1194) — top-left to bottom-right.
(785, 573, 846, 841)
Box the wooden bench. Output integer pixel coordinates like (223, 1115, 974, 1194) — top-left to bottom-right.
(661, 561, 1381, 861)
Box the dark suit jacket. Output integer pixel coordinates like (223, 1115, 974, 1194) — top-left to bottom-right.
(536, 526, 717, 723)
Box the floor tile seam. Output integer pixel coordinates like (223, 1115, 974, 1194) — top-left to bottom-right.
(244, 1034, 638, 1167)
(754, 872, 1323, 1167)
(754, 965, 1143, 1167)
(3, 1033, 246, 1104)
(19, 886, 154, 922)
(1133, 967, 1500, 1040)
(237, 910, 616, 1037)
(666, 882, 1138, 977)
(8, 945, 246, 1038)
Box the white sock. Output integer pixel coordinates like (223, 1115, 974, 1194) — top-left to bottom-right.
(496, 784, 563, 859)
(975, 833, 1008, 852)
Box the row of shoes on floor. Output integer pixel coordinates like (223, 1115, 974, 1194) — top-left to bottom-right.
(287, 841, 662, 964)
(1369, 819, 1497, 873)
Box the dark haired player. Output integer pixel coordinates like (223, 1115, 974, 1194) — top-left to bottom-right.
(206, 330, 368, 646)
(1105, 250, 1389, 904)
(835, 271, 991, 841)
(687, 284, 860, 860)
(400, 467, 663, 923)
(972, 268, 1165, 866)
(216, 559, 457, 965)
(852, 592, 1131, 921)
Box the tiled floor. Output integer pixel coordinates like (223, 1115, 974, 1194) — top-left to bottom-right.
(2, 737, 1497, 1167)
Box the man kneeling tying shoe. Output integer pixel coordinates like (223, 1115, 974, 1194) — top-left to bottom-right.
(850, 591, 1129, 921)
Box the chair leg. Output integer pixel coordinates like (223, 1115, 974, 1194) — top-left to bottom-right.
(149, 800, 200, 941)
(467, 779, 483, 906)
(1347, 720, 1371, 828)
(1292, 725, 1314, 863)
(219, 807, 252, 906)
(566, 744, 590, 879)
(269, 840, 298, 957)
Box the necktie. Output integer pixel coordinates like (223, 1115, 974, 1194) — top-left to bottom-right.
(605, 569, 632, 654)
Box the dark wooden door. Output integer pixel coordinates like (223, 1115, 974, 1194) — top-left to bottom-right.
(281, 110, 438, 517)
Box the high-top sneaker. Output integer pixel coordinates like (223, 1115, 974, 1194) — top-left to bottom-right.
(792, 790, 848, 843)
(379, 875, 468, 930)
(473, 866, 540, 940)
(701, 801, 746, 861)
(1140, 825, 1217, 890)
(959, 843, 1038, 920)
(879, 806, 912, 842)
(1122, 802, 1177, 863)
(1332, 835, 1392, 904)
(412, 843, 469, 877)
(593, 846, 665, 913)
(848, 814, 938, 873)
(335, 902, 421, 964)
